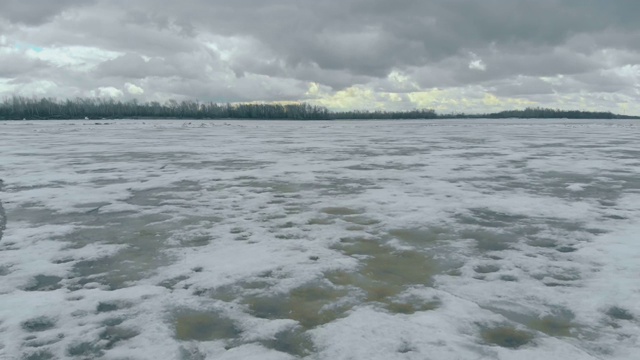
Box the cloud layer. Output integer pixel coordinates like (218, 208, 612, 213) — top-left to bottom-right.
(1, 0, 639, 114)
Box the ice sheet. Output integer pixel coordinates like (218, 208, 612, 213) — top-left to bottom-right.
(0, 119, 638, 359)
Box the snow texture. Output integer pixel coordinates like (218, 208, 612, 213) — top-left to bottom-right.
(0, 119, 639, 360)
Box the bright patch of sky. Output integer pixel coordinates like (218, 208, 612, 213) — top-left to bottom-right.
(125, 82, 144, 95)
(26, 46, 122, 71)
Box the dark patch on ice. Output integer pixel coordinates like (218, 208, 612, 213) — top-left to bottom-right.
(556, 246, 577, 253)
(22, 317, 56, 332)
(550, 270, 581, 282)
(178, 234, 211, 247)
(102, 317, 125, 326)
(307, 217, 334, 225)
(229, 227, 244, 234)
(329, 238, 438, 305)
(543, 282, 574, 288)
(603, 214, 627, 220)
(126, 180, 202, 207)
(397, 341, 417, 353)
(23, 333, 64, 348)
(174, 310, 241, 341)
(458, 208, 527, 228)
(277, 221, 296, 229)
(52, 257, 74, 264)
(321, 207, 362, 216)
(66, 341, 104, 358)
(460, 229, 513, 251)
(22, 349, 55, 360)
(474, 264, 500, 274)
(260, 327, 315, 357)
(389, 227, 449, 245)
(96, 301, 130, 313)
(317, 177, 379, 196)
(607, 306, 634, 320)
(526, 238, 557, 248)
(245, 283, 350, 329)
(480, 326, 534, 349)
(0, 265, 10, 276)
(585, 228, 608, 235)
(342, 215, 379, 226)
(500, 275, 518, 282)
(385, 298, 440, 315)
(24, 275, 63, 291)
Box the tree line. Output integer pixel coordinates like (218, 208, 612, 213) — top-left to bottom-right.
(460, 107, 635, 119)
(0, 96, 636, 120)
(0, 97, 331, 120)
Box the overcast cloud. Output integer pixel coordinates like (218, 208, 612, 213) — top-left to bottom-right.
(1, 0, 639, 113)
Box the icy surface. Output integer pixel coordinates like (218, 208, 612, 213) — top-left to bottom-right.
(0, 119, 639, 360)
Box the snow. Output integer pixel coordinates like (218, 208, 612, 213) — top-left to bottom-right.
(0, 119, 639, 359)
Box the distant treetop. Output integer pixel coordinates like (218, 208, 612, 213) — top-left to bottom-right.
(0, 97, 636, 120)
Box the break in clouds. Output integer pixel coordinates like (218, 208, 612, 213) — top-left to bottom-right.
(1, 0, 639, 114)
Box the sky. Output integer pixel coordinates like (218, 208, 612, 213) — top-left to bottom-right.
(0, 0, 639, 114)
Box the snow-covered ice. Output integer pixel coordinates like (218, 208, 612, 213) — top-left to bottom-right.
(0, 119, 638, 359)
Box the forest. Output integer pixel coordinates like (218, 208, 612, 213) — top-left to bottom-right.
(0, 96, 637, 120)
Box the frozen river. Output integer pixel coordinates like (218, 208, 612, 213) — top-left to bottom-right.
(0, 119, 639, 359)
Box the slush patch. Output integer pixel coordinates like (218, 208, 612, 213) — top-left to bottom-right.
(22, 317, 56, 332)
(244, 283, 350, 329)
(607, 307, 634, 321)
(480, 326, 534, 349)
(24, 275, 63, 291)
(174, 311, 241, 341)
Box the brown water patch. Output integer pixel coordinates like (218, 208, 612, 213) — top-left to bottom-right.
(480, 326, 534, 349)
(385, 298, 440, 315)
(330, 238, 436, 302)
(174, 311, 241, 341)
(389, 227, 447, 245)
(244, 284, 350, 329)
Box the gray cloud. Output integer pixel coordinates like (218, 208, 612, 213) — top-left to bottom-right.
(0, 53, 50, 78)
(0, 0, 93, 25)
(1, 0, 639, 113)
(95, 51, 219, 80)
